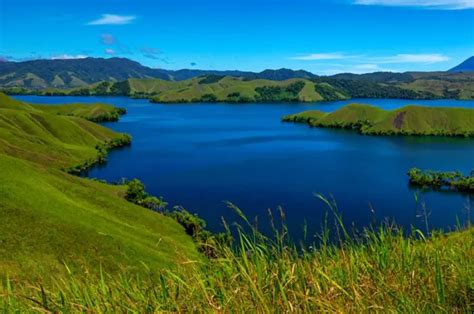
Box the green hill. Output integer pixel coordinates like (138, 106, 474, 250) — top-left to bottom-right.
(0, 92, 126, 122)
(0, 93, 196, 279)
(142, 77, 333, 102)
(4, 71, 474, 101)
(2, 57, 474, 101)
(283, 104, 474, 136)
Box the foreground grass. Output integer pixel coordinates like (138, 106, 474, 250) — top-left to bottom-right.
(2, 221, 473, 312)
(283, 103, 474, 137)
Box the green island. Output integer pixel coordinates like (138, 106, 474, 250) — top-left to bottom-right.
(0, 92, 473, 311)
(282, 104, 474, 137)
(408, 168, 474, 193)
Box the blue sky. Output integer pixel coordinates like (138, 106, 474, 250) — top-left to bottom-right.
(0, 0, 473, 74)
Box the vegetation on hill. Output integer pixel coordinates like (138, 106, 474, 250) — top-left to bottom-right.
(408, 168, 474, 193)
(144, 77, 328, 103)
(0, 92, 197, 279)
(283, 104, 474, 136)
(0, 92, 126, 122)
(5, 72, 473, 101)
(0, 57, 316, 88)
(2, 57, 473, 101)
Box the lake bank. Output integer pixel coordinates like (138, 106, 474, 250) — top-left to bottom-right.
(15, 95, 474, 240)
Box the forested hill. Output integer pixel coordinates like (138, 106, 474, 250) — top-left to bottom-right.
(0, 57, 316, 89)
(1, 57, 473, 100)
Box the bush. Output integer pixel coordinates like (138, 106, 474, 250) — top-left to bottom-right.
(255, 81, 305, 102)
(408, 168, 474, 192)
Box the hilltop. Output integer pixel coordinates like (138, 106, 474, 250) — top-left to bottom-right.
(5, 71, 474, 101)
(283, 104, 474, 136)
(1, 57, 473, 102)
(449, 56, 474, 72)
(0, 57, 316, 89)
(0, 93, 196, 278)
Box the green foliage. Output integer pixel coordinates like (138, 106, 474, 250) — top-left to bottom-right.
(123, 178, 231, 257)
(6, 70, 473, 101)
(255, 81, 306, 102)
(408, 168, 474, 192)
(314, 82, 347, 101)
(199, 75, 224, 84)
(109, 80, 131, 95)
(124, 179, 168, 211)
(39, 103, 127, 122)
(199, 93, 218, 102)
(68, 88, 91, 96)
(92, 81, 113, 95)
(166, 207, 208, 238)
(317, 78, 434, 99)
(283, 103, 474, 137)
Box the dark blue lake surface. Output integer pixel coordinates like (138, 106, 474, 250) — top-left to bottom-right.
(16, 96, 474, 239)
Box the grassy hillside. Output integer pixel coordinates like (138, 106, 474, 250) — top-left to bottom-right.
(0, 93, 196, 279)
(140, 77, 330, 102)
(399, 72, 474, 100)
(283, 104, 474, 136)
(3, 71, 474, 101)
(0, 92, 126, 122)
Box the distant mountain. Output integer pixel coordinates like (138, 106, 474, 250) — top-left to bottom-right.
(329, 72, 415, 84)
(449, 56, 474, 72)
(0, 57, 317, 89)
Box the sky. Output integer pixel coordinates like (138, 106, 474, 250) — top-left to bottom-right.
(0, 0, 473, 74)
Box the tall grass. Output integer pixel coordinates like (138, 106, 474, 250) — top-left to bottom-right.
(2, 199, 473, 312)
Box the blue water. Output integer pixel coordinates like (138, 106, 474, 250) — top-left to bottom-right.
(16, 96, 474, 240)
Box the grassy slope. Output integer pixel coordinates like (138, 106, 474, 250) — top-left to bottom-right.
(128, 77, 328, 102)
(0, 92, 125, 122)
(402, 72, 474, 100)
(0, 93, 196, 278)
(283, 104, 474, 136)
(39, 103, 125, 121)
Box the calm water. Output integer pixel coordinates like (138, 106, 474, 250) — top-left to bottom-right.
(16, 96, 474, 240)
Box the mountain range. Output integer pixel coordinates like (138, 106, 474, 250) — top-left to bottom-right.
(0, 57, 315, 89)
(0, 56, 472, 90)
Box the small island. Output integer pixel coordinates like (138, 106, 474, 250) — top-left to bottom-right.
(282, 104, 474, 137)
(408, 168, 474, 193)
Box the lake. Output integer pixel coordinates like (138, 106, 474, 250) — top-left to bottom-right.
(16, 96, 474, 241)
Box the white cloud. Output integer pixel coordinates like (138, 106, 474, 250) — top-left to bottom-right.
(105, 49, 115, 55)
(375, 54, 450, 64)
(354, 0, 474, 10)
(87, 14, 136, 25)
(51, 54, 88, 60)
(290, 53, 353, 61)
